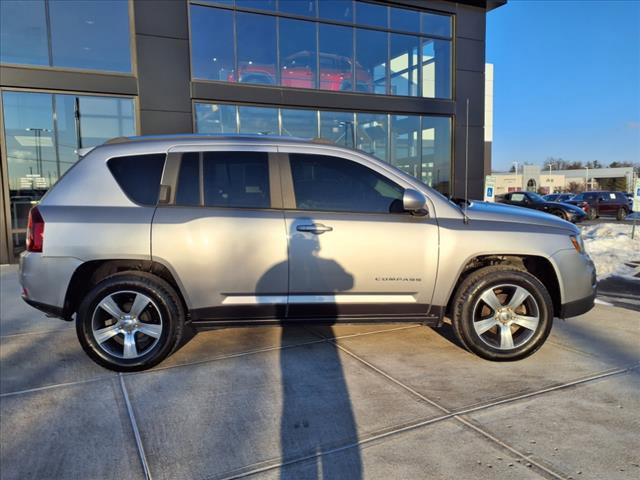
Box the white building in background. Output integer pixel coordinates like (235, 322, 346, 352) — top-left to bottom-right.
(492, 165, 635, 195)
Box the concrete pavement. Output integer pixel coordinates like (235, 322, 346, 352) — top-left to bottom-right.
(1, 264, 639, 479)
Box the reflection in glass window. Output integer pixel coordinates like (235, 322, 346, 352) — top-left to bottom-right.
(238, 106, 278, 134)
(390, 7, 420, 33)
(355, 29, 387, 94)
(0, 0, 49, 66)
(422, 13, 452, 38)
(320, 111, 355, 148)
(236, 0, 275, 10)
(391, 114, 420, 178)
(49, 0, 131, 72)
(2, 91, 135, 252)
(422, 39, 451, 98)
(421, 116, 451, 193)
(279, 0, 315, 17)
(356, 113, 388, 162)
(236, 12, 277, 85)
(355, 2, 387, 28)
(319, 24, 354, 92)
(190, 6, 235, 81)
(192, 103, 452, 196)
(318, 0, 353, 22)
(195, 103, 238, 134)
(280, 18, 317, 90)
(281, 109, 318, 138)
(1, 0, 131, 72)
(390, 34, 419, 96)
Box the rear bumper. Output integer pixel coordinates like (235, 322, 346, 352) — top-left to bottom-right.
(19, 252, 82, 319)
(559, 289, 596, 319)
(21, 296, 68, 320)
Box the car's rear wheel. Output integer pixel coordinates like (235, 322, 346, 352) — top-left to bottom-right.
(587, 208, 597, 220)
(76, 272, 184, 372)
(451, 266, 553, 361)
(616, 208, 627, 221)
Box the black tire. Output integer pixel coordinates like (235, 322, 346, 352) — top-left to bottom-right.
(76, 272, 185, 372)
(587, 208, 597, 220)
(551, 209, 568, 221)
(451, 265, 554, 361)
(616, 208, 627, 221)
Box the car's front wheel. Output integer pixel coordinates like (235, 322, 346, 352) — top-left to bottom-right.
(616, 208, 627, 221)
(76, 272, 185, 371)
(451, 266, 553, 361)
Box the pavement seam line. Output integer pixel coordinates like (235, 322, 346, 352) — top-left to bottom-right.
(217, 363, 636, 480)
(0, 325, 420, 397)
(0, 374, 115, 398)
(129, 325, 422, 375)
(0, 327, 73, 339)
(119, 373, 153, 480)
(330, 341, 617, 480)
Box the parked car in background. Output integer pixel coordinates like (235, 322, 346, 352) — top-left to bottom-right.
(624, 192, 634, 212)
(496, 191, 586, 223)
(566, 191, 630, 220)
(543, 193, 575, 203)
(18, 135, 596, 371)
(234, 51, 373, 92)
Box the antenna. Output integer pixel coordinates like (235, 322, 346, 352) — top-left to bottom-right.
(463, 98, 470, 223)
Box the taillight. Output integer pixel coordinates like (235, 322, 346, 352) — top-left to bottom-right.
(26, 206, 44, 253)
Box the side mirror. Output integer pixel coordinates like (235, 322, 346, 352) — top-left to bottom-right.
(403, 189, 429, 216)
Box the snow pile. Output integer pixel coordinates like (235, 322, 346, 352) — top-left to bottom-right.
(581, 223, 640, 280)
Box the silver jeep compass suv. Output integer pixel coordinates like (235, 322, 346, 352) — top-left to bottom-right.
(19, 135, 596, 371)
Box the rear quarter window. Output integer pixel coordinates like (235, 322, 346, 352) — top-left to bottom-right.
(107, 154, 166, 206)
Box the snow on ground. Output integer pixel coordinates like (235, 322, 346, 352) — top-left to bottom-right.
(581, 223, 640, 280)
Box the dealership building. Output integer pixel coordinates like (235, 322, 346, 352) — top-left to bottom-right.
(0, 0, 503, 263)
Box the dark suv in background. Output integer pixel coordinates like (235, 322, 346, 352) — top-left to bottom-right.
(566, 191, 630, 220)
(496, 191, 586, 223)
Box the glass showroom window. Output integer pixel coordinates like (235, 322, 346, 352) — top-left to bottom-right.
(319, 24, 354, 92)
(421, 116, 452, 193)
(280, 18, 317, 90)
(0, 0, 131, 72)
(189, 2, 452, 99)
(1, 91, 135, 252)
(237, 12, 277, 85)
(390, 34, 420, 97)
(190, 6, 234, 81)
(281, 109, 318, 138)
(356, 28, 387, 94)
(194, 103, 452, 195)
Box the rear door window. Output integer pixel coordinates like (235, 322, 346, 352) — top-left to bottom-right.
(203, 152, 270, 208)
(289, 153, 404, 213)
(108, 154, 166, 206)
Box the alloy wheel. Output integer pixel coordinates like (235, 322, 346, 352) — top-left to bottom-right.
(472, 283, 540, 350)
(91, 290, 163, 359)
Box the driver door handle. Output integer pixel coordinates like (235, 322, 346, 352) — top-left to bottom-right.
(296, 223, 333, 235)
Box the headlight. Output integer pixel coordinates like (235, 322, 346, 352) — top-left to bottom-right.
(570, 234, 585, 253)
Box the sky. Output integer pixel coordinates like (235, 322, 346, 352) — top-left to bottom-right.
(486, 0, 640, 171)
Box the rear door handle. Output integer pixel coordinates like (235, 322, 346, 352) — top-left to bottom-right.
(296, 223, 333, 235)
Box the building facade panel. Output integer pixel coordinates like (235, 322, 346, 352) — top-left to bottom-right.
(0, 0, 499, 262)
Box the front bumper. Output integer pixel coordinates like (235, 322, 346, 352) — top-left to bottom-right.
(559, 288, 596, 319)
(551, 248, 597, 319)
